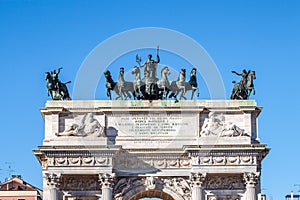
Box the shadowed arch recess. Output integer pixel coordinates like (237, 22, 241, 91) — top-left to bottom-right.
(129, 190, 174, 200)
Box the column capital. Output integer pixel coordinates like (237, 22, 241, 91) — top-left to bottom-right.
(45, 173, 61, 188)
(243, 172, 260, 187)
(190, 172, 206, 187)
(99, 173, 115, 189)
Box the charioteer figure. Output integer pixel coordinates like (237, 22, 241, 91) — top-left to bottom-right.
(104, 46, 200, 101)
(140, 46, 160, 83)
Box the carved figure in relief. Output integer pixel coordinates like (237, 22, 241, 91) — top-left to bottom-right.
(220, 121, 246, 137)
(163, 177, 191, 197)
(114, 178, 142, 199)
(200, 112, 224, 136)
(56, 113, 104, 137)
(145, 176, 156, 190)
(204, 175, 244, 190)
(200, 112, 248, 137)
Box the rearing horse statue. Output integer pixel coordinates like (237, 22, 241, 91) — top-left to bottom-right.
(230, 70, 256, 100)
(131, 66, 145, 100)
(116, 67, 134, 100)
(104, 70, 118, 100)
(45, 71, 71, 100)
(157, 66, 171, 100)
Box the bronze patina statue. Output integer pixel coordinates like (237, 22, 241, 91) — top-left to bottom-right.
(230, 69, 256, 100)
(104, 46, 200, 101)
(45, 67, 71, 100)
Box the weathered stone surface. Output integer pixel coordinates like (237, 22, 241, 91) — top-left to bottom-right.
(35, 100, 269, 200)
(41, 100, 260, 148)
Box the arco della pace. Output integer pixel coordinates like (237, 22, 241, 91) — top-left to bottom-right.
(35, 51, 269, 200)
(34, 99, 269, 200)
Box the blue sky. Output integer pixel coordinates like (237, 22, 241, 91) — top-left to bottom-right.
(0, 1, 299, 199)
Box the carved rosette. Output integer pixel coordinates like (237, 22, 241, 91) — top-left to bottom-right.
(190, 172, 206, 188)
(45, 173, 61, 188)
(99, 173, 114, 189)
(243, 172, 259, 187)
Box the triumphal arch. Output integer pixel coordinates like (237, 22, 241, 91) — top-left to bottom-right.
(34, 98, 269, 200)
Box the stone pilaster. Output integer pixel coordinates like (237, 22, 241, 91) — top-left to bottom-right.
(45, 173, 61, 200)
(190, 172, 206, 200)
(99, 173, 114, 200)
(244, 172, 260, 200)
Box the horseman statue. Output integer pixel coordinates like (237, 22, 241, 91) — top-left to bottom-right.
(230, 69, 256, 100)
(45, 67, 71, 100)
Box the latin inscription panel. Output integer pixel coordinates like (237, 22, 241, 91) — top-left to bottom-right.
(108, 113, 198, 137)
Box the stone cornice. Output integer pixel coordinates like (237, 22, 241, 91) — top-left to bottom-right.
(43, 100, 259, 112)
(184, 144, 269, 151)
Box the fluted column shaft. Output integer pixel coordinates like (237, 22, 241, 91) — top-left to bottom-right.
(49, 187, 58, 200)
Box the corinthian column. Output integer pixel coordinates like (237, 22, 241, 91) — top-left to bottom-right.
(244, 172, 260, 200)
(190, 172, 206, 200)
(45, 173, 61, 200)
(99, 173, 114, 200)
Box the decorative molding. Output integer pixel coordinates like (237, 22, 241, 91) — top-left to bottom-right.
(191, 155, 256, 166)
(45, 156, 112, 167)
(114, 157, 191, 170)
(45, 154, 257, 168)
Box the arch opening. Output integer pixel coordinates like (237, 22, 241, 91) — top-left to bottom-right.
(129, 190, 175, 200)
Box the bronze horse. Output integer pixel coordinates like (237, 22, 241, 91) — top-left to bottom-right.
(45, 72, 71, 100)
(169, 68, 199, 101)
(104, 69, 134, 100)
(230, 70, 256, 100)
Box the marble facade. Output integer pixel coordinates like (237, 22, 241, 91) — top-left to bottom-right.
(34, 100, 269, 200)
